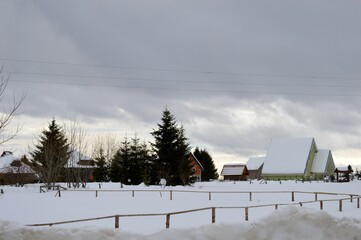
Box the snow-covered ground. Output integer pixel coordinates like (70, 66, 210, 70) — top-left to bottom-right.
(1, 180, 361, 239)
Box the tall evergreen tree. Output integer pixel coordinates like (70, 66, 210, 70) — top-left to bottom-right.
(30, 119, 71, 189)
(92, 147, 109, 182)
(151, 108, 191, 186)
(109, 135, 152, 185)
(193, 147, 219, 181)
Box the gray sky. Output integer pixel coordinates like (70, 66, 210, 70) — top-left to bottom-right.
(1, 0, 361, 171)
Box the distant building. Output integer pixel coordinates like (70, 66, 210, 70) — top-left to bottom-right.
(221, 163, 249, 181)
(0, 151, 36, 185)
(334, 165, 353, 182)
(188, 153, 204, 182)
(261, 138, 335, 180)
(65, 150, 96, 183)
(246, 157, 265, 180)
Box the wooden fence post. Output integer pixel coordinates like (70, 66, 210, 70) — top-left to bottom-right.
(315, 193, 318, 201)
(96, 191, 98, 198)
(166, 214, 170, 229)
(249, 192, 252, 201)
(170, 191, 172, 201)
(212, 208, 216, 223)
(209, 192, 212, 201)
(115, 215, 120, 229)
(358, 197, 360, 209)
(320, 200, 323, 210)
(132, 191, 134, 198)
(291, 192, 295, 202)
(339, 199, 342, 212)
(245, 207, 249, 221)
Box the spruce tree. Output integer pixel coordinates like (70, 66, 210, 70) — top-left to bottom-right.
(193, 147, 219, 181)
(93, 148, 109, 182)
(151, 108, 191, 185)
(30, 119, 71, 189)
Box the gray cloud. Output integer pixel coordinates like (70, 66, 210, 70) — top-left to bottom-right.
(1, 0, 361, 168)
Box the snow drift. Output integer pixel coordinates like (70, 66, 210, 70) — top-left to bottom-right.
(1, 207, 360, 240)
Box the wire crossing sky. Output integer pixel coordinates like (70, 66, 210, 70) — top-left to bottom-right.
(1, 0, 361, 170)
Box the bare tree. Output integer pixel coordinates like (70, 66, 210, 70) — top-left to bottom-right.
(92, 133, 119, 164)
(0, 64, 25, 145)
(64, 118, 91, 188)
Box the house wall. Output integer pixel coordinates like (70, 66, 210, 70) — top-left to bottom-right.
(248, 167, 263, 180)
(0, 173, 37, 185)
(304, 140, 318, 177)
(223, 174, 248, 181)
(189, 155, 202, 182)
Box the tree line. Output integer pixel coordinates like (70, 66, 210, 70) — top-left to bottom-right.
(28, 108, 218, 188)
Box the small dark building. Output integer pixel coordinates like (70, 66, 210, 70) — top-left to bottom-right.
(334, 165, 353, 182)
(221, 163, 249, 181)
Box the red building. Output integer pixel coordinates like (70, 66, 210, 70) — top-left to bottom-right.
(188, 153, 204, 182)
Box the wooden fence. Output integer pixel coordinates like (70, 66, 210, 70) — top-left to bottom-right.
(58, 189, 359, 202)
(27, 190, 360, 230)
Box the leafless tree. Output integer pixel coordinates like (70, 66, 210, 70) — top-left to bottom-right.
(64, 118, 91, 188)
(0, 64, 25, 145)
(92, 133, 119, 164)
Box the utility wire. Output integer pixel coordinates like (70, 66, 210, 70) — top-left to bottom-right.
(1, 57, 360, 81)
(10, 78, 361, 97)
(5, 71, 361, 89)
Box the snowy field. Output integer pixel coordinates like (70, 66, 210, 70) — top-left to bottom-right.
(1, 180, 361, 240)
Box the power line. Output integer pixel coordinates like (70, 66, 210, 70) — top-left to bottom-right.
(10, 78, 361, 98)
(6, 71, 361, 89)
(1, 57, 361, 81)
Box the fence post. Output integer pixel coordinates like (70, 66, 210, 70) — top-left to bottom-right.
(315, 193, 317, 201)
(320, 200, 323, 210)
(245, 207, 249, 221)
(209, 192, 212, 201)
(358, 197, 360, 209)
(115, 215, 120, 229)
(339, 199, 342, 212)
(170, 191, 172, 201)
(249, 192, 252, 201)
(96, 191, 98, 198)
(212, 208, 216, 223)
(291, 192, 295, 202)
(275, 204, 278, 210)
(350, 195, 353, 203)
(166, 214, 170, 229)
(132, 191, 134, 198)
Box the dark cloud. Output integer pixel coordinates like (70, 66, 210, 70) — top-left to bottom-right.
(1, 0, 361, 168)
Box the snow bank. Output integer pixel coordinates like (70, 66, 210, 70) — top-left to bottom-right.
(1, 207, 360, 240)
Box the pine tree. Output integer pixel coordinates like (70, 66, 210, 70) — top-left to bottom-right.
(193, 147, 219, 181)
(109, 137, 131, 184)
(30, 119, 71, 189)
(151, 108, 191, 186)
(93, 148, 109, 182)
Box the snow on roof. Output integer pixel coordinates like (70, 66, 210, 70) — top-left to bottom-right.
(246, 157, 265, 170)
(221, 163, 246, 176)
(262, 138, 315, 175)
(66, 150, 94, 168)
(311, 149, 331, 173)
(0, 152, 18, 169)
(0, 152, 35, 174)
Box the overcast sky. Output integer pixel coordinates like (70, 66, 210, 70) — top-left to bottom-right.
(1, 0, 361, 171)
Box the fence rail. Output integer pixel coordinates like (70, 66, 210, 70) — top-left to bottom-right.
(27, 190, 360, 230)
(59, 189, 359, 202)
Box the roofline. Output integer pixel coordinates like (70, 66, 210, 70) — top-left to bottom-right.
(190, 152, 204, 170)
